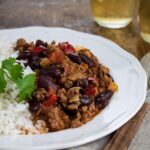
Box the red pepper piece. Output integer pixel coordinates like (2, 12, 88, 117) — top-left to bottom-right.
(59, 42, 75, 54)
(42, 93, 57, 108)
(31, 46, 46, 54)
(85, 85, 96, 97)
(49, 93, 57, 104)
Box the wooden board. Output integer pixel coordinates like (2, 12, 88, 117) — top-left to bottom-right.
(104, 103, 149, 150)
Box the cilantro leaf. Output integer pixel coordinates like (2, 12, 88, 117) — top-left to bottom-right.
(2, 58, 23, 81)
(16, 74, 36, 91)
(0, 69, 7, 93)
(0, 57, 36, 102)
(16, 74, 36, 102)
(19, 86, 36, 102)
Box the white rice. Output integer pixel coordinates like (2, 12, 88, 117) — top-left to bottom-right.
(0, 44, 46, 135)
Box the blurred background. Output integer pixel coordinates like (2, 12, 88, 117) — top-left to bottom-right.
(0, 0, 93, 31)
(0, 0, 149, 60)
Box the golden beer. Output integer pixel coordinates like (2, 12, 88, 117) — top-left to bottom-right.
(90, 0, 136, 28)
(139, 0, 150, 43)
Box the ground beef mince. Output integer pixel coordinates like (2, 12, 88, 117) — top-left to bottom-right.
(15, 38, 118, 132)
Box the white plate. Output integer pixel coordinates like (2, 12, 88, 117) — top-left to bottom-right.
(0, 27, 147, 150)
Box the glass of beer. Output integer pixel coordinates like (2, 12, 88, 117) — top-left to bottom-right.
(90, 0, 137, 28)
(139, 0, 150, 43)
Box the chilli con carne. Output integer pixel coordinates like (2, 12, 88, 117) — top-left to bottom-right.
(15, 38, 118, 132)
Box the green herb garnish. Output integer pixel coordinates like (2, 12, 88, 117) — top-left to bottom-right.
(0, 58, 36, 102)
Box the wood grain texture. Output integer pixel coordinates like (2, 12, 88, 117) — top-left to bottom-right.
(0, 0, 150, 59)
(104, 103, 149, 150)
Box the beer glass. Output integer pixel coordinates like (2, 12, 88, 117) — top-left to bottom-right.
(90, 0, 137, 28)
(139, 0, 150, 43)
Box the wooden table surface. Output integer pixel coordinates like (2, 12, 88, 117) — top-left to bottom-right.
(0, 0, 150, 149)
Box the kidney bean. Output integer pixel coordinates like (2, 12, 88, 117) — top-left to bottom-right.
(49, 64, 64, 72)
(30, 61, 40, 70)
(80, 95, 92, 106)
(40, 64, 63, 79)
(67, 54, 82, 64)
(17, 50, 31, 60)
(58, 100, 78, 116)
(38, 75, 58, 91)
(28, 100, 40, 112)
(95, 90, 113, 108)
(65, 109, 78, 116)
(27, 54, 41, 69)
(36, 40, 48, 47)
(79, 53, 95, 67)
(40, 68, 61, 79)
(75, 79, 89, 88)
